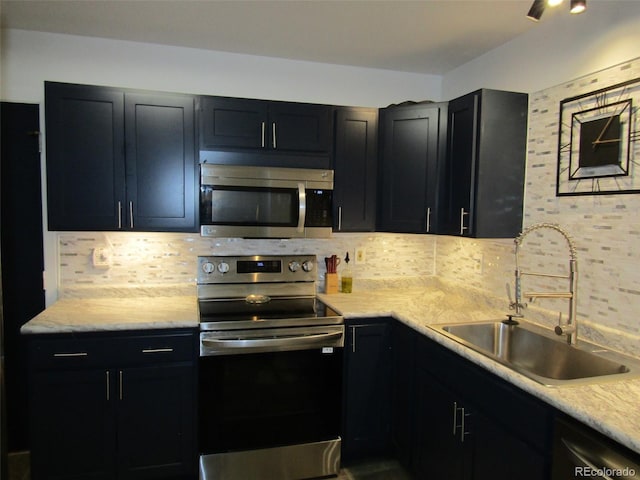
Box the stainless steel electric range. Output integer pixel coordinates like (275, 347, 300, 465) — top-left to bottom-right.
(197, 254, 344, 480)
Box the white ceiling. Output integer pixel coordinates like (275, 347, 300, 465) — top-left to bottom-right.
(1, 0, 566, 75)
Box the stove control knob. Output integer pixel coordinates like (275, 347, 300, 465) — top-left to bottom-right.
(217, 262, 230, 274)
(302, 260, 314, 272)
(202, 262, 215, 274)
(288, 261, 301, 272)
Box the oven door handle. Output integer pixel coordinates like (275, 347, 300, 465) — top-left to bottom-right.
(202, 331, 342, 350)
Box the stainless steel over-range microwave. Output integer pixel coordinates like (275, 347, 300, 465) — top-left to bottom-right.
(199, 164, 333, 238)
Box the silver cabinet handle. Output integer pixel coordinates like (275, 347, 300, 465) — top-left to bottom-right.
(261, 121, 266, 148)
(106, 371, 110, 401)
(452, 401, 459, 435)
(459, 208, 469, 235)
(129, 201, 134, 229)
(460, 408, 471, 443)
(272, 122, 277, 149)
(142, 348, 174, 354)
(118, 201, 123, 229)
(119, 370, 123, 401)
(338, 206, 343, 231)
(297, 182, 306, 233)
(452, 402, 471, 442)
(351, 326, 357, 353)
(53, 352, 88, 357)
(426, 207, 431, 232)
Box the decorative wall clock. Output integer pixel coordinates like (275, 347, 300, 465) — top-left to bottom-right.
(556, 76, 640, 195)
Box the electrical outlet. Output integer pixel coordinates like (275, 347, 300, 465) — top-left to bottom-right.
(92, 246, 112, 269)
(355, 248, 366, 264)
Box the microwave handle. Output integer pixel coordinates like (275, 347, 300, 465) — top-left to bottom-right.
(297, 182, 306, 233)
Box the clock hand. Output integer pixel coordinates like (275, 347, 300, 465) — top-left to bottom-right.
(592, 115, 619, 150)
(592, 138, 621, 145)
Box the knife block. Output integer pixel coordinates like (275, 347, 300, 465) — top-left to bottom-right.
(325, 273, 338, 294)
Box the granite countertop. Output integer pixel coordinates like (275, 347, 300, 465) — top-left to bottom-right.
(318, 285, 640, 456)
(20, 295, 199, 334)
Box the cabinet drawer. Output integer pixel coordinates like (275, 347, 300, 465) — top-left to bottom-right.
(30, 337, 112, 370)
(120, 332, 196, 365)
(29, 330, 197, 370)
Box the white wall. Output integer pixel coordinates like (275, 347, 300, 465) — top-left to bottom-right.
(0, 29, 441, 106)
(442, 1, 640, 99)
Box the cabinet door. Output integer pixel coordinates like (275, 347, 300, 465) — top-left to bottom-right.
(125, 92, 197, 232)
(413, 369, 469, 480)
(390, 321, 415, 470)
(269, 102, 333, 153)
(342, 320, 392, 461)
(199, 96, 268, 149)
(117, 364, 196, 480)
(45, 82, 125, 231)
(30, 369, 115, 480)
(440, 89, 528, 238)
(378, 103, 446, 233)
(472, 412, 547, 480)
(333, 107, 378, 232)
(440, 93, 476, 236)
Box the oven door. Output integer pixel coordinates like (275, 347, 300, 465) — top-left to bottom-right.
(198, 326, 343, 478)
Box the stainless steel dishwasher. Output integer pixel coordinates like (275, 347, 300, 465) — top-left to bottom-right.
(552, 417, 640, 479)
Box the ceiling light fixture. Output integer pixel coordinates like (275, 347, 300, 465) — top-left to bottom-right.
(527, 0, 546, 21)
(527, 0, 586, 21)
(570, 0, 587, 14)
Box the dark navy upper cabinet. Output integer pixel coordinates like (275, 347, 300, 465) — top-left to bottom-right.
(46, 82, 126, 231)
(439, 89, 528, 238)
(124, 92, 197, 232)
(198, 96, 333, 169)
(377, 102, 448, 233)
(333, 107, 378, 232)
(45, 82, 197, 232)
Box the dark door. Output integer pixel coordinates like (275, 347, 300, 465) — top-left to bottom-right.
(268, 102, 333, 153)
(117, 364, 196, 480)
(440, 93, 477, 236)
(378, 103, 445, 233)
(45, 82, 126, 230)
(29, 369, 115, 480)
(413, 370, 469, 480)
(124, 92, 197, 232)
(0, 102, 45, 451)
(199, 96, 268, 150)
(199, 348, 343, 454)
(342, 321, 392, 461)
(333, 107, 378, 232)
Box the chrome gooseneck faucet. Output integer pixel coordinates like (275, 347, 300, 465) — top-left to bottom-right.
(511, 223, 579, 344)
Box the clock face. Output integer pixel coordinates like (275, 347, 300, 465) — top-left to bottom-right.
(557, 76, 640, 195)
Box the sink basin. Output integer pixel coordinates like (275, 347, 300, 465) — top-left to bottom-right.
(432, 320, 640, 386)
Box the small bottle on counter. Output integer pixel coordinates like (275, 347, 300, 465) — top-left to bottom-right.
(341, 252, 353, 293)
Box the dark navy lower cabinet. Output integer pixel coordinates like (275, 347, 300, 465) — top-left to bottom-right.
(410, 331, 553, 480)
(28, 329, 198, 480)
(341, 317, 392, 462)
(342, 320, 555, 479)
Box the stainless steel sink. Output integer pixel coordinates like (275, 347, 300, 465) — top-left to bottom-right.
(431, 320, 640, 386)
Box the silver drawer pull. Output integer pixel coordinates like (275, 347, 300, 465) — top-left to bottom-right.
(53, 352, 88, 357)
(142, 348, 174, 354)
